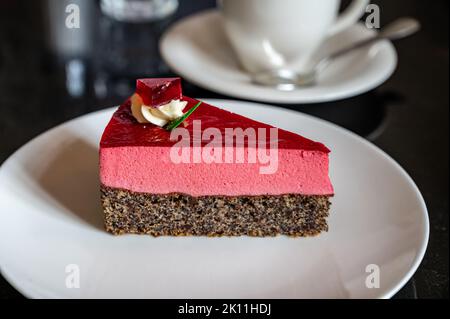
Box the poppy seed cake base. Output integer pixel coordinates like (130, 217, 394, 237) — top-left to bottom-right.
(101, 185, 332, 237)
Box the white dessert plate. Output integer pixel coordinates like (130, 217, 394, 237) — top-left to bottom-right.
(0, 99, 428, 299)
(160, 10, 398, 104)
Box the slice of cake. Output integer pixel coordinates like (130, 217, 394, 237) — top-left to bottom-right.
(100, 78, 333, 237)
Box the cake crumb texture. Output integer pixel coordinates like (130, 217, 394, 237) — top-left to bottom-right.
(101, 185, 331, 237)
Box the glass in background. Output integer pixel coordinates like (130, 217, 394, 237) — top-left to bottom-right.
(100, 0, 179, 23)
(94, 0, 179, 101)
(44, 0, 96, 98)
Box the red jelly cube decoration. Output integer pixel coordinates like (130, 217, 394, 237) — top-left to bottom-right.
(136, 78, 182, 107)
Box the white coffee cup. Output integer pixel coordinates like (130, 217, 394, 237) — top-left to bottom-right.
(219, 0, 370, 73)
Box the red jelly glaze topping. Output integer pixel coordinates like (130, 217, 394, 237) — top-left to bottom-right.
(100, 96, 330, 153)
(135, 78, 182, 107)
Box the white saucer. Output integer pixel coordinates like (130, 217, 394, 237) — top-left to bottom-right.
(0, 99, 428, 298)
(160, 10, 398, 104)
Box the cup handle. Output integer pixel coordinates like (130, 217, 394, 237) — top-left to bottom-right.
(328, 0, 370, 36)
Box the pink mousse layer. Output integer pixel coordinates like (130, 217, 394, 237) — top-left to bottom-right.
(100, 147, 333, 197)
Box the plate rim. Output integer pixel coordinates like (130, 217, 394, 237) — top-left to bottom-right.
(159, 10, 399, 104)
(0, 99, 429, 299)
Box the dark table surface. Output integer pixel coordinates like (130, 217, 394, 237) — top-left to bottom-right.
(0, 0, 448, 299)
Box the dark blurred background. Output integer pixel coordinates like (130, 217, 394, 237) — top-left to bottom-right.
(0, 0, 448, 299)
